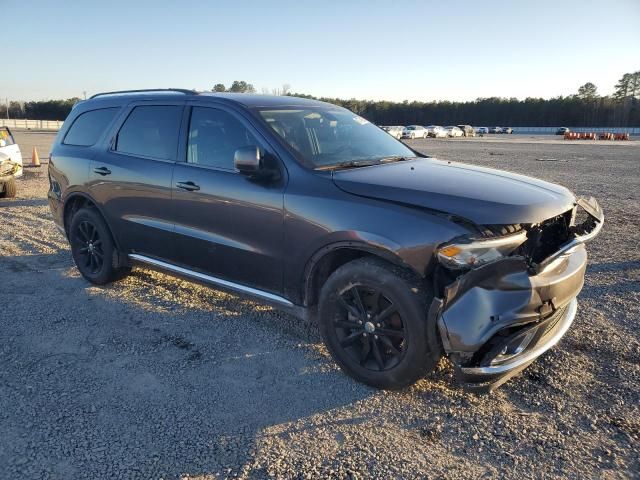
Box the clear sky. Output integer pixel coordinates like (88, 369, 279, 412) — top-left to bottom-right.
(3, 0, 639, 102)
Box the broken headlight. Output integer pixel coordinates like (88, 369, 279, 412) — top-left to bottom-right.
(436, 231, 527, 269)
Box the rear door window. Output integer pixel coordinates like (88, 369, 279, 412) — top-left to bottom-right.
(63, 108, 119, 146)
(115, 105, 183, 160)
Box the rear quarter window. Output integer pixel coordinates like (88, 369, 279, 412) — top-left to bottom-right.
(63, 108, 119, 146)
(114, 105, 182, 160)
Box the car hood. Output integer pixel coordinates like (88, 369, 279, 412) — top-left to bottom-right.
(332, 158, 575, 225)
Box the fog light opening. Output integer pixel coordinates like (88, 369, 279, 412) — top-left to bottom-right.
(490, 329, 537, 366)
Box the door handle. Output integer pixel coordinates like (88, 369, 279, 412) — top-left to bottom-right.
(93, 166, 111, 176)
(176, 181, 200, 191)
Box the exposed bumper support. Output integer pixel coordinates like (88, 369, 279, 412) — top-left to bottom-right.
(534, 197, 604, 273)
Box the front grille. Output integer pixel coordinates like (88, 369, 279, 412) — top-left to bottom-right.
(476, 223, 523, 238)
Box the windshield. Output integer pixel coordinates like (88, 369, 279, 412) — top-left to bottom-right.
(258, 107, 416, 168)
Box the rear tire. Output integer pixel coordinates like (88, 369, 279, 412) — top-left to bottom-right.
(0, 178, 16, 198)
(318, 258, 441, 389)
(69, 208, 130, 285)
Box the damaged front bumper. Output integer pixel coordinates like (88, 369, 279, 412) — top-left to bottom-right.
(456, 299, 577, 389)
(0, 159, 20, 182)
(435, 197, 604, 392)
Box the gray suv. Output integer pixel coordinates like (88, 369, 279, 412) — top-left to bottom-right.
(48, 89, 603, 392)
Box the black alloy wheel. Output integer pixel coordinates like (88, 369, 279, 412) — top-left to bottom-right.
(72, 220, 104, 275)
(318, 258, 441, 389)
(333, 284, 406, 372)
(69, 207, 130, 285)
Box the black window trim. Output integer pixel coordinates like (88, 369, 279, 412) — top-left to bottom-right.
(62, 107, 121, 147)
(108, 103, 186, 163)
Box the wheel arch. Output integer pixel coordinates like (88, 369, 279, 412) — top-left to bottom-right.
(303, 241, 425, 308)
(62, 192, 123, 252)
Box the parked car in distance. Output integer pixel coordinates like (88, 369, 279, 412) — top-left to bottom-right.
(0, 127, 23, 177)
(444, 126, 464, 137)
(426, 125, 447, 138)
(381, 126, 404, 139)
(475, 127, 489, 135)
(489, 126, 502, 133)
(48, 89, 604, 393)
(0, 127, 23, 198)
(556, 127, 570, 135)
(402, 125, 428, 139)
(501, 127, 514, 134)
(457, 125, 475, 137)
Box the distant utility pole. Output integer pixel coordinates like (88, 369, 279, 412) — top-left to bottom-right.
(83, 91, 87, 100)
(5, 98, 8, 120)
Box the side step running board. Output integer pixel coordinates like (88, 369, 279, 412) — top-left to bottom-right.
(128, 254, 294, 308)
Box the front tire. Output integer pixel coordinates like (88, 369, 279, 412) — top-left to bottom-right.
(69, 208, 130, 285)
(318, 258, 440, 389)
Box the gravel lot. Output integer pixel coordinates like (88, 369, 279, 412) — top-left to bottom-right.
(1, 132, 638, 479)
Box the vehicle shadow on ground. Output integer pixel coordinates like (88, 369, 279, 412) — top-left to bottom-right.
(0, 198, 49, 208)
(1, 255, 377, 477)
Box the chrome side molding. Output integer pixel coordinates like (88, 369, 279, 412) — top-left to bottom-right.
(128, 254, 294, 308)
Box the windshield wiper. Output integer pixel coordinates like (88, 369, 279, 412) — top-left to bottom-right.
(315, 159, 382, 171)
(315, 156, 418, 171)
(379, 155, 416, 163)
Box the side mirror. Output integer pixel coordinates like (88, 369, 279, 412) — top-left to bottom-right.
(234, 145, 263, 175)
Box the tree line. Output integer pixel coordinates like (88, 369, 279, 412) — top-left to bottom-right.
(289, 72, 639, 127)
(3, 98, 79, 121)
(290, 93, 639, 128)
(2, 71, 638, 126)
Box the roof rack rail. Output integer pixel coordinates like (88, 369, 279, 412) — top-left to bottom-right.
(90, 88, 198, 99)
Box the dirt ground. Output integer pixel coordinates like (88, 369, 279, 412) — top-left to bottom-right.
(1, 132, 638, 479)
